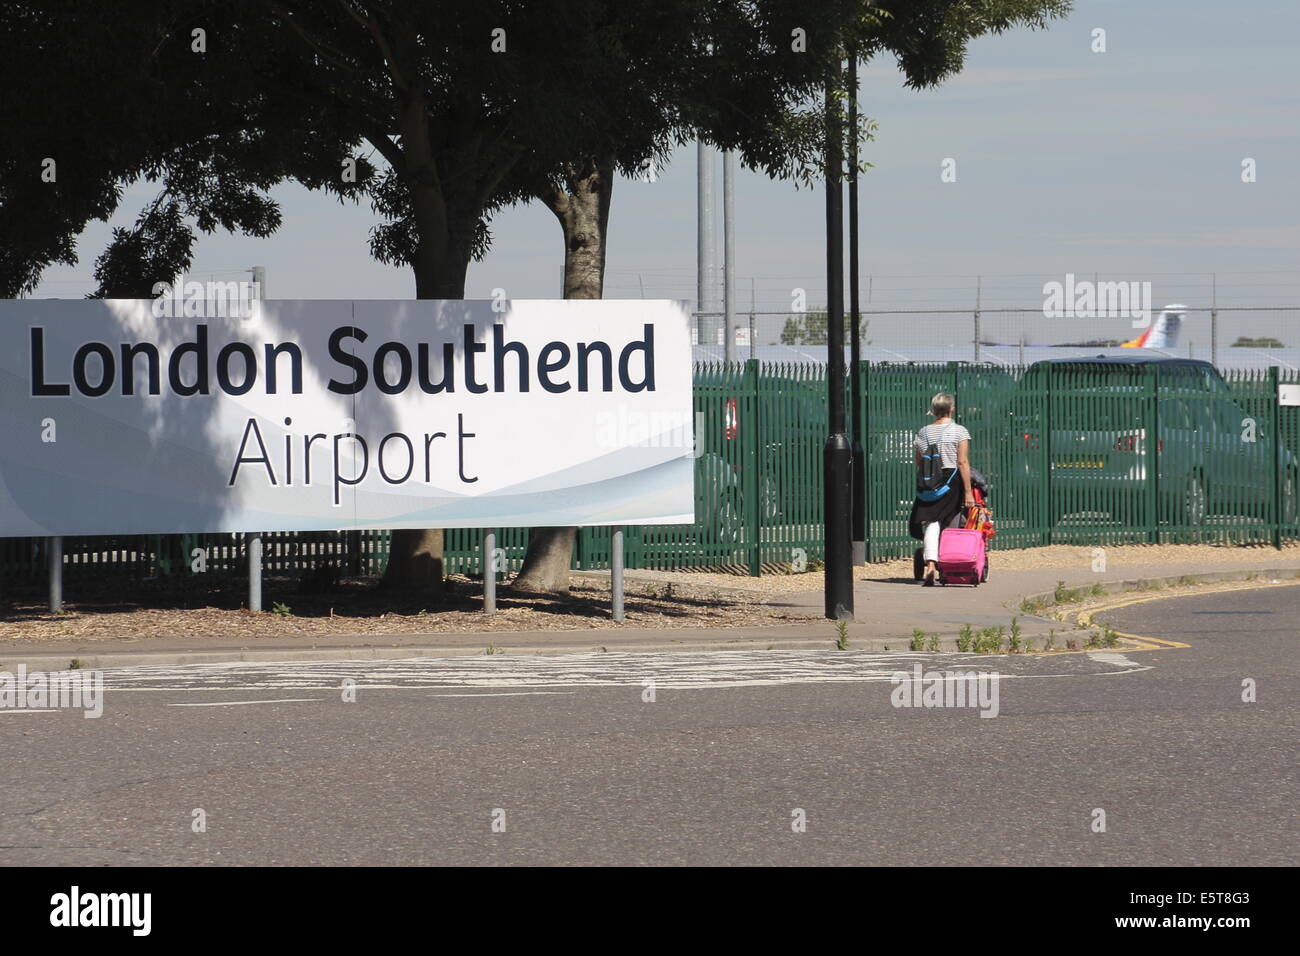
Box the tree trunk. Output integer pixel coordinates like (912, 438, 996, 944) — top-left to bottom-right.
(511, 156, 615, 594)
(379, 95, 477, 595)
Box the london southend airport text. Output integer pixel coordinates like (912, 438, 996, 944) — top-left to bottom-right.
(28, 323, 660, 504)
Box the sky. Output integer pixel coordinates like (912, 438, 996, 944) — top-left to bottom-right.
(28, 0, 1300, 351)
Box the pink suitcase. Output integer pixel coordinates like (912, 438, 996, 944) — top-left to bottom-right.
(937, 528, 988, 587)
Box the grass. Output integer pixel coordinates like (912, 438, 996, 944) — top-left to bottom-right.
(1008, 617, 1023, 653)
(834, 620, 850, 650)
(926, 631, 941, 652)
(909, 628, 926, 652)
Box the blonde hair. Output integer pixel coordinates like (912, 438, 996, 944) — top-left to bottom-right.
(930, 393, 954, 418)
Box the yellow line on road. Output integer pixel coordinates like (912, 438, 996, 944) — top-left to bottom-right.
(1056, 579, 1300, 652)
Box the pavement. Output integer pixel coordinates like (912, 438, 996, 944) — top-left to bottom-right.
(1, 551, 1299, 670)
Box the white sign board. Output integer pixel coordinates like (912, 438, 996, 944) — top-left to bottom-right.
(0, 299, 695, 536)
(1280, 383, 1300, 407)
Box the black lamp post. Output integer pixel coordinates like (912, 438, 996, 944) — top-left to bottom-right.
(823, 63, 854, 621)
(848, 50, 865, 567)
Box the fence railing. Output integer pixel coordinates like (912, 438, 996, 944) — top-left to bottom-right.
(4, 360, 1298, 584)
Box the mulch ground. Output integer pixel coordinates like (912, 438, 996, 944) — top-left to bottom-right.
(0, 573, 803, 642)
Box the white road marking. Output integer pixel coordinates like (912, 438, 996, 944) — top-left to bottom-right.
(167, 698, 325, 707)
(0, 709, 58, 715)
(428, 691, 578, 698)
(91, 650, 1151, 694)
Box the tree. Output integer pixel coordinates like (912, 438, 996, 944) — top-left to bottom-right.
(1231, 336, 1285, 348)
(780, 311, 871, 346)
(511, 0, 1072, 590)
(2, 0, 1072, 598)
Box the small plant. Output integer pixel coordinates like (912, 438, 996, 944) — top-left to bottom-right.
(1065, 637, 1079, 651)
(1019, 596, 1047, 615)
(1022, 636, 1035, 653)
(271, 602, 292, 617)
(1053, 580, 1083, 604)
(1102, 625, 1120, 648)
(1084, 629, 1102, 649)
(1008, 617, 1023, 653)
(808, 559, 825, 573)
(69, 658, 82, 670)
(835, 620, 850, 650)
(1089, 583, 1106, 597)
(927, 632, 941, 653)
(956, 624, 975, 653)
(909, 628, 926, 651)
(1045, 629, 1057, 651)
(484, 643, 502, 655)
(973, 626, 1002, 654)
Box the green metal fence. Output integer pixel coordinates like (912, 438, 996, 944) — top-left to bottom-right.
(4, 360, 1297, 585)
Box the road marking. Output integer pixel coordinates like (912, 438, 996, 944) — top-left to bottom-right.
(0, 709, 57, 715)
(428, 691, 578, 698)
(1069, 578, 1300, 651)
(167, 698, 325, 707)
(92, 650, 1151, 694)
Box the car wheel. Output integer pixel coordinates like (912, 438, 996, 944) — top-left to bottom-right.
(1185, 474, 1208, 526)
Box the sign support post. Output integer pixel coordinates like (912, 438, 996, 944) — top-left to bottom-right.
(611, 526, 625, 622)
(48, 535, 62, 612)
(483, 529, 497, 614)
(248, 532, 263, 612)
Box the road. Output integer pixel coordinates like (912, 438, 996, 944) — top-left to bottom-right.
(1, 585, 1296, 866)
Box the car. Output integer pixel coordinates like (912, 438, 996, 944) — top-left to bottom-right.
(1008, 356, 1297, 529)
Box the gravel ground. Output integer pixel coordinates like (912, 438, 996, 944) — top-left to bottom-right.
(0, 574, 800, 643)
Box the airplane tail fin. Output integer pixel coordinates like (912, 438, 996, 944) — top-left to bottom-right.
(1121, 304, 1184, 349)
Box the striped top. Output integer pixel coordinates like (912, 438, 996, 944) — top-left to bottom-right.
(914, 422, 971, 470)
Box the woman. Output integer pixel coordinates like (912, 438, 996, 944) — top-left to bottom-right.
(910, 392, 974, 586)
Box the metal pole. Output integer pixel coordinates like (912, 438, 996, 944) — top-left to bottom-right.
(823, 65, 854, 621)
(697, 141, 716, 348)
(48, 535, 62, 612)
(723, 150, 737, 362)
(611, 526, 625, 622)
(750, 277, 757, 360)
(248, 532, 262, 612)
(847, 51, 865, 567)
(250, 265, 266, 298)
(483, 529, 496, 614)
(973, 276, 982, 364)
(1211, 273, 1218, 368)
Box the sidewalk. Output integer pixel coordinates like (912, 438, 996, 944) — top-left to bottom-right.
(1, 552, 1297, 671)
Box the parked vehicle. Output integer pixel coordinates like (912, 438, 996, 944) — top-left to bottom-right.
(1009, 357, 1297, 527)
